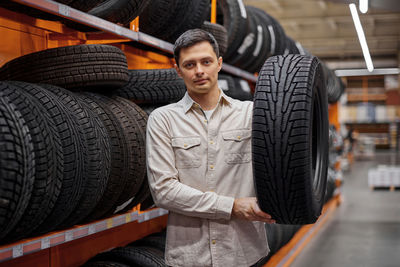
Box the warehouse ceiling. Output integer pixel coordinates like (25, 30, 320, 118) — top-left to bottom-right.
(243, 0, 400, 70)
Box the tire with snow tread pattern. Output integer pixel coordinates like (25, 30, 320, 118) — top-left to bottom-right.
(252, 54, 329, 224)
(35, 84, 110, 231)
(110, 97, 147, 209)
(0, 95, 35, 240)
(201, 21, 228, 57)
(113, 69, 186, 104)
(92, 246, 166, 267)
(83, 261, 129, 267)
(218, 74, 253, 101)
(215, 0, 248, 60)
(77, 92, 130, 221)
(3, 82, 65, 241)
(44, 85, 111, 228)
(88, 0, 150, 26)
(0, 82, 63, 241)
(0, 45, 128, 90)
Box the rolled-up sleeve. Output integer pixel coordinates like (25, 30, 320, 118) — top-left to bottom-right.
(146, 110, 234, 220)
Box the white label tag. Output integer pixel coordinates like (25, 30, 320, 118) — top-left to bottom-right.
(237, 33, 255, 54)
(268, 25, 276, 55)
(253, 25, 263, 57)
(218, 80, 229, 91)
(58, 4, 70, 16)
(237, 0, 247, 18)
(239, 80, 251, 93)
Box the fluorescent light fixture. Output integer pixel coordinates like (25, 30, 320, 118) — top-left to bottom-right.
(359, 0, 368, 13)
(334, 68, 400, 77)
(349, 3, 374, 72)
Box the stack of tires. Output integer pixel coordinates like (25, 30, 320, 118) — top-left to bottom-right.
(0, 44, 173, 242)
(84, 231, 167, 266)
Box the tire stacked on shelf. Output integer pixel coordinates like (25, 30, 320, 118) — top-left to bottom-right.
(0, 44, 155, 241)
(322, 63, 346, 103)
(84, 231, 167, 266)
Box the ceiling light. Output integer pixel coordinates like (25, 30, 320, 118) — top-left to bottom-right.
(334, 68, 400, 77)
(359, 0, 368, 13)
(349, 3, 374, 72)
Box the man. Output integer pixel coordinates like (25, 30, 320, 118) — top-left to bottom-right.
(146, 29, 275, 267)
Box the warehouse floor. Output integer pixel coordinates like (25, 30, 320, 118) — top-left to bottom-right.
(290, 150, 400, 267)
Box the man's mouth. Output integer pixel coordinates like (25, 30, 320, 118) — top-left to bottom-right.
(194, 79, 208, 84)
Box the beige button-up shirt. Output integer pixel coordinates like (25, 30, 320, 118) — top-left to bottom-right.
(146, 90, 269, 267)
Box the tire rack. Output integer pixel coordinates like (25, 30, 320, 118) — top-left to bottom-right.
(0, 0, 341, 266)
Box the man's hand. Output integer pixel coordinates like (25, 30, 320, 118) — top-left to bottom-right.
(232, 197, 276, 224)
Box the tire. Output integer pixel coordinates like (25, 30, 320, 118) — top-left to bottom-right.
(113, 69, 186, 104)
(92, 246, 166, 267)
(88, 0, 150, 26)
(0, 82, 64, 240)
(0, 44, 129, 90)
(83, 261, 130, 267)
(130, 231, 166, 252)
(140, 0, 209, 42)
(201, 21, 228, 57)
(117, 175, 151, 214)
(43, 85, 111, 228)
(3, 82, 65, 241)
(0, 1, 62, 21)
(215, 0, 249, 60)
(110, 97, 147, 207)
(252, 54, 329, 224)
(218, 74, 253, 101)
(0, 94, 35, 240)
(78, 93, 130, 221)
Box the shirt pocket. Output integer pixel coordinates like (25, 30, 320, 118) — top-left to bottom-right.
(171, 136, 201, 169)
(222, 129, 251, 164)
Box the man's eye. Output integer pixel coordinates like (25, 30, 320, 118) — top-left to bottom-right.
(203, 60, 211, 65)
(185, 63, 194, 68)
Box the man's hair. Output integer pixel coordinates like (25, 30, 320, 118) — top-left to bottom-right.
(173, 29, 219, 66)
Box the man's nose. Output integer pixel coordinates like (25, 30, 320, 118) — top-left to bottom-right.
(195, 63, 204, 74)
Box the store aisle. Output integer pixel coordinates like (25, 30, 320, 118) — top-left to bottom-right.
(290, 151, 400, 267)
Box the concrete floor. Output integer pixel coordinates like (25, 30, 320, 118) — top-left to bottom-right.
(290, 151, 400, 267)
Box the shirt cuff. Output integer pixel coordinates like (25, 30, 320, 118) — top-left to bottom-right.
(215, 195, 235, 220)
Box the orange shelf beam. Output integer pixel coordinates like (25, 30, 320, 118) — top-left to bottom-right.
(264, 194, 342, 267)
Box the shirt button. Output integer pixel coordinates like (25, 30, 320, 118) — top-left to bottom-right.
(210, 165, 214, 169)
(183, 144, 188, 148)
(209, 140, 214, 144)
(212, 240, 216, 245)
(237, 135, 241, 140)
(204, 120, 207, 123)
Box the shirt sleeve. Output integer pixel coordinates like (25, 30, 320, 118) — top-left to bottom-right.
(146, 110, 234, 220)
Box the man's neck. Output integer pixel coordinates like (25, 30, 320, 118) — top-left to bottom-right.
(188, 88, 221, 111)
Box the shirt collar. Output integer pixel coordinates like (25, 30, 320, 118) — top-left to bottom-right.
(181, 88, 233, 113)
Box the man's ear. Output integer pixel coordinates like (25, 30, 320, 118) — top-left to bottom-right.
(174, 64, 183, 78)
(217, 56, 223, 72)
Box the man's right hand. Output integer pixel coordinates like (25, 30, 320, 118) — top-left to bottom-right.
(232, 197, 276, 224)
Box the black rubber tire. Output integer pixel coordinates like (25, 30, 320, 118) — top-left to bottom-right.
(215, 0, 249, 60)
(77, 93, 130, 221)
(140, 0, 209, 42)
(55, 0, 105, 12)
(117, 175, 151, 214)
(113, 68, 186, 104)
(226, 6, 261, 68)
(130, 231, 166, 252)
(0, 1, 62, 21)
(285, 36, 300, 55)
(0, 44, 129, 90)
(238, 6, 271, 73)
(44, 85, 111, 228)
(322, 63, 345, 104)
(88, 0, 150, 26)
(166, 0, 210, 43)
(3, 82, 65, 241)
(0, 82, 64, 240)
(83, 261, 130, 267)
(252, 54, 329, 224)
(201, 21, 228, 57)
(218, 74, 253, 101)
(92, 246, 166, 267)
(0, 94, 35, 240)
(138, 104, 167, 116)
(110, 97, 147, 207)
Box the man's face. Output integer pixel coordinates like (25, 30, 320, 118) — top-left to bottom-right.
(175, 41, 222, 96)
